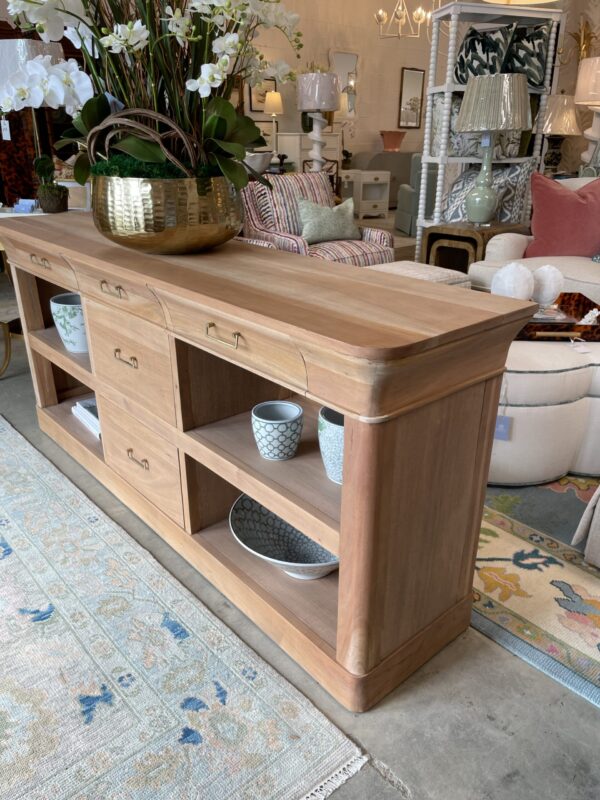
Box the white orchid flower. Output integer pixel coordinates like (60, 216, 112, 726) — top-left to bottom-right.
(48, 58, 93, 114)
(212, 32, 239, 57)
(186, 56, 229, 97)
(100, 20, 149, 54)
(164, 6, 192, 46)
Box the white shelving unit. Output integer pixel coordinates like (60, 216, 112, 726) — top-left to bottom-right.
(415, 1, 565, 260)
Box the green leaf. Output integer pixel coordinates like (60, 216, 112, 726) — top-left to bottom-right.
(214, 154, 249, 190)
(112, 136, 166, 163)
(71, 115, 88, 137)
(209, 139, 246, 160)
(206, 97, 237, 137)
(203, 113, 228, 142)
(54, 137, 84, 151)
(73, 152, 91, 186)
(80, 94, 111, 134)
(228, 115, 265, 147)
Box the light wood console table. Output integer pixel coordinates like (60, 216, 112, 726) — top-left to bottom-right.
(0, 214, 533, 711)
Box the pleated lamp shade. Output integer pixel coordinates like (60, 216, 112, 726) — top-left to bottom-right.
(542, 94, 581, 136)
(455, 73, 532, 133)
(575, 57, 600, 107)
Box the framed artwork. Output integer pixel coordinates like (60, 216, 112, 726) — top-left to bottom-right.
(398, 67, 425, 129)
(249, 78, 277, 113)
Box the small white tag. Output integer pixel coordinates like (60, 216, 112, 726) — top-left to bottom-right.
(571, 341, 591, 353)
(495, 415, 513, 441)
(1, 119, 10, 140)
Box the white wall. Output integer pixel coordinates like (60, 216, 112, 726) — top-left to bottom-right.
(253, 0, 440, 158)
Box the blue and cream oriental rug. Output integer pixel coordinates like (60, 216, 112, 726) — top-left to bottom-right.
(0, 418, 366, 800)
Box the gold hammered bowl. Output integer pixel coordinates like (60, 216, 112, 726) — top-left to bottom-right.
(91, 175, 243, 255)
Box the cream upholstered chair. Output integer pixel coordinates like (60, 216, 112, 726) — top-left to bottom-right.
(0, 268, 19, 378)
(240, 172, 394, 267)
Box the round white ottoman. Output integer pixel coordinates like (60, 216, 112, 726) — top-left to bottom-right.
(488, 342, 593, 485)
(572, 342, 600, 475)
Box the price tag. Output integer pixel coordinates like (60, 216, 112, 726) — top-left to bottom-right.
(1, 119, 10, 141)
(495, 415, 513, 441)
(571, 341, 591, 354)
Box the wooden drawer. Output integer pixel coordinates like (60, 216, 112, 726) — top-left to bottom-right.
(2, 237, 77, 290)
(362, 172, 389, 183)
(359, 201, 387, 213)
(85, 299, 176, 424)
(97, 396, 184, 525)
(77, 264, 165, 325)
(156, 290, 307, 392)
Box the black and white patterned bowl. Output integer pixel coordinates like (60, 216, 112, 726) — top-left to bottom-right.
(229, 495, 339, 580)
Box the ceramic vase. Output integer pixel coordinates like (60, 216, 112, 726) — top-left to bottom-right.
(317, 407, 344, 484)
(251, 401, 304, 460)
(50, 293, 88, 353)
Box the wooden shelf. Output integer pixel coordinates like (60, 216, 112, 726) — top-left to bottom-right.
(193, 519, 339, 652)
(40, 393, 104, 463)
(183, 396, 341, 555)
(29, 328, 95, 390)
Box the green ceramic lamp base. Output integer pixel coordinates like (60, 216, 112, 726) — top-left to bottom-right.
(465, 132, 498, 225)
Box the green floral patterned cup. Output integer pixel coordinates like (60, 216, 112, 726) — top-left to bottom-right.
(50, 293, 88, 354)
(317, 407, 344, 484)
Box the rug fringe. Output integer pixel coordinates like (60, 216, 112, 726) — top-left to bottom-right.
(301, 752, 368, 800)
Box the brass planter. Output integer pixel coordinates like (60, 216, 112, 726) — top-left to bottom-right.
(92, 175, 243, 255)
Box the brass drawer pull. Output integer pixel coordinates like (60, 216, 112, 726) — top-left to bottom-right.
(100, 280, 127, 299)
(127, 448, 149, 470)
(205, 322, 241, 350)
(373, 177, 379, 182)
(114, 348, 139, 369)
(30, 254, 50, 270)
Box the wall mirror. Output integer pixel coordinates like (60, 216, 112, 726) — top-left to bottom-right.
(329, 50, 358, 114)
(398, 67, 425, 128)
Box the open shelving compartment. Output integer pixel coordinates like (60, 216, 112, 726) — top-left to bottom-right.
(173, 337, 342, 658)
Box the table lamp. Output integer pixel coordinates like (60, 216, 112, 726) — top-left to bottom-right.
(542, 93, 581, 174)
(455, 73, 531, 224)
(296, 72, 340, 171)
(575, 56, 600, 176)
(263, 90, 283, 162)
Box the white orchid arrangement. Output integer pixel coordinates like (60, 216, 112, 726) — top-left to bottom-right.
(3, 0, 302, 188)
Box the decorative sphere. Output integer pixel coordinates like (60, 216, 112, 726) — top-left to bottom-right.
(490, 261, 534, 300)
(532, 265, 564, 307)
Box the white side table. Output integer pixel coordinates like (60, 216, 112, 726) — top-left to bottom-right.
(340, 169, 390, 220)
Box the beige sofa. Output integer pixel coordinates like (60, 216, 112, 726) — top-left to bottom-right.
(468, 178, 600, 302)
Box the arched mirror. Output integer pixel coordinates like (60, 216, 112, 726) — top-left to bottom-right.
(329, 50, 358, 114)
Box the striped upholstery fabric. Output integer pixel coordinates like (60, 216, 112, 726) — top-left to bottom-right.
(240, 172, 394, 267)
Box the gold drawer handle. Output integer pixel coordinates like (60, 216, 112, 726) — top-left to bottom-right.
(205, 322, 241, 350)
(100, 279, 126, 299)
(127, 448, 149, 470)
(114, 348, 138, 369)
(30, 254, 50, 270)
(374, 177, 379, 181)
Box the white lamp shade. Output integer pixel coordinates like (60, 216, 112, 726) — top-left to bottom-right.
(455, 73, 531, 133)
(481, 0, 559, 3)
(542, 94, 581, 136)
(297, 72, 340, 112)
(0, 39, 63, 86)
(263, 90, 283, 116)
(575, 57, 600, 108)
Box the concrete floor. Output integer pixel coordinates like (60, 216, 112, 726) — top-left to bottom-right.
(2, 338, 600, 800)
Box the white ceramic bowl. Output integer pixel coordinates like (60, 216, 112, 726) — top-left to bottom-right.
(244, 151, 273, 175)
(229, 494, 339, 580)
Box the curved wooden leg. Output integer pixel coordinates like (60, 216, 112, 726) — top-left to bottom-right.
(0, 322, 11, 377)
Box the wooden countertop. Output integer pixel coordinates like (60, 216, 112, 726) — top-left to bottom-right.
(0, 213, 534, 361)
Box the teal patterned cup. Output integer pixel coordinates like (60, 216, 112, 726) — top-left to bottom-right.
(50, 293, 88, 354)
(317, 407, 344, 484)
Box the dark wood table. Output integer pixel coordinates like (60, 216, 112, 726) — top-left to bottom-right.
(422, 221, 530, 273)
(516, 293, 600, 341)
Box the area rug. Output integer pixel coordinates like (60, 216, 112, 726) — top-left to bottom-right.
(0, 417, 366, 800)
(472, 499, 600, 708)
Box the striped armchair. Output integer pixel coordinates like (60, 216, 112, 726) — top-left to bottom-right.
(240, 172, 394, 267)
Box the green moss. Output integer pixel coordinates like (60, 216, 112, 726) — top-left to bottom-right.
(90, 154, 223, 181)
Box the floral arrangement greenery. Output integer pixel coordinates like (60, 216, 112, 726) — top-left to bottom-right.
(33, 154, 69, 211)
(2, 0, 303, 188)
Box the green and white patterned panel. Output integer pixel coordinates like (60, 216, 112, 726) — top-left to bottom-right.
(504, 23, 553, 89)
(454, 23, 516, 84)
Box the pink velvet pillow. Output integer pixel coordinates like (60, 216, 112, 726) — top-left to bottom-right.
(525, 173, 600, 258)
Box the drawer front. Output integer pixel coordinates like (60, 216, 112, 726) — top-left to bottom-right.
(86, 299, 176, 424)
(156, 290, 307, 391)
(98, 396, 184, 525)
(3, 238, 77, 290)
(360, 201, 387, 213)
(77, 264, 165, 325)
(363, 172, 389, 183)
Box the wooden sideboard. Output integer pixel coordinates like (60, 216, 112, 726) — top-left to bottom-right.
(0, 213, 533, 711)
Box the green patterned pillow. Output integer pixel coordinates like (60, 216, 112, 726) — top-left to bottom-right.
(504, 23, 552, 88)
(454, 23, 516, 84)
(298, 197, 361, 245)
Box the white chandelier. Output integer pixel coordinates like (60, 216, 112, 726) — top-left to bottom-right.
(374, 0, 444, 39)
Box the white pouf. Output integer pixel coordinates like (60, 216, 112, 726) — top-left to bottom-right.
(489, 342, 594, 485)
(572, 342, 600, 476)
